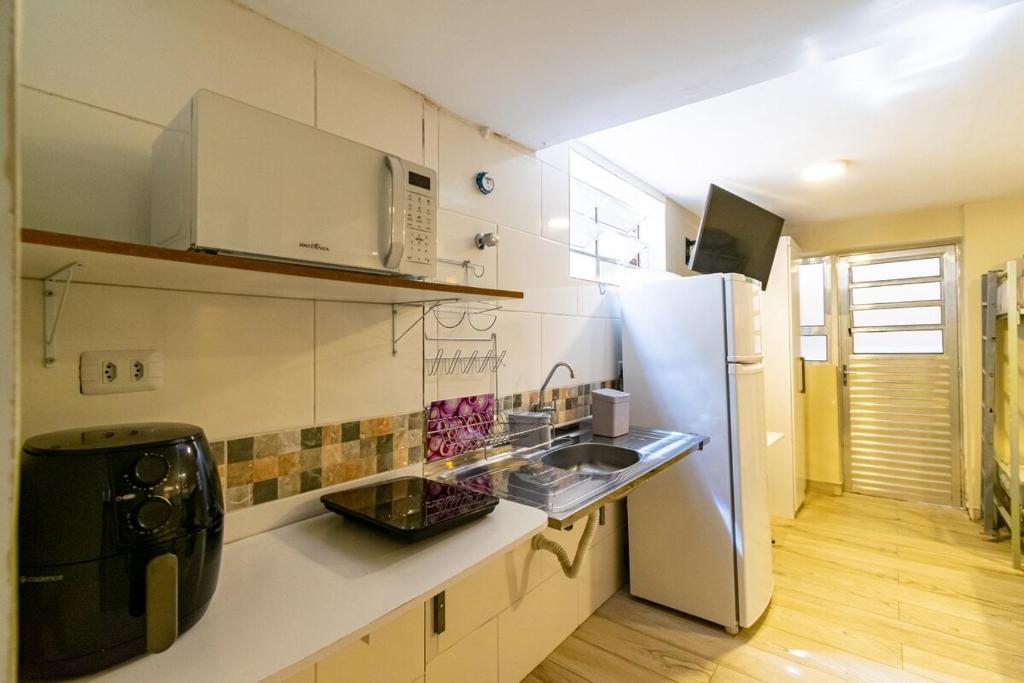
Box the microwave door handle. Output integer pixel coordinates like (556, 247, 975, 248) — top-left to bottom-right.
(381, 155, 406, 269)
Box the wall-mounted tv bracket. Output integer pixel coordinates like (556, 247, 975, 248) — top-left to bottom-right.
(43, 262, 82, 368)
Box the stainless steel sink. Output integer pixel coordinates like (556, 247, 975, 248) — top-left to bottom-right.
(425, 423, 709, 529)
(541, 443, 641, 475)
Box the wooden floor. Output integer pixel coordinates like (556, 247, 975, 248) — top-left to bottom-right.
(528, 492, 1024, 683)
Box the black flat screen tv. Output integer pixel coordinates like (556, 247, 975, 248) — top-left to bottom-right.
(687, 184, 785, 290)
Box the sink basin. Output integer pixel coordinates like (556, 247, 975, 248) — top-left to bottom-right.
(541, 443, 640, 475)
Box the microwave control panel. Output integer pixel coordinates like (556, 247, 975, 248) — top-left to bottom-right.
(403, 189, 434, 266)
(403, 168, 436, 269)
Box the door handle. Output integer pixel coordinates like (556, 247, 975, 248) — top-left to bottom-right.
(432, 591, 446, 635)
(799, 357, 807, 394)
(380, 155, 406, 269)
(146, 553, 179, 653)
(842, 364, 849, 387)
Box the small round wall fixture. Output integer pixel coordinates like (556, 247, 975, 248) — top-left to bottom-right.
(475, 171, 495, 195)
(475, 232, 499, 250)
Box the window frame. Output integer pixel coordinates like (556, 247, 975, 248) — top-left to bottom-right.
(567, 146, 666, 286)
(799, 256, 833, 363)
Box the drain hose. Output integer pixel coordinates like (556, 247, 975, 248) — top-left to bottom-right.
(532, 511, 599, 579)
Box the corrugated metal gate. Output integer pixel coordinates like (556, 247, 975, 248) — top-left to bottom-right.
(837, 245, 962, 506)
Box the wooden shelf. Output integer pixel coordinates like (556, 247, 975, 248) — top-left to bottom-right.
(20, 229, 523, 305)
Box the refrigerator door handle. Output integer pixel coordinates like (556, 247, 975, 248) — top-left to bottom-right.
(728, 362, 764, 375)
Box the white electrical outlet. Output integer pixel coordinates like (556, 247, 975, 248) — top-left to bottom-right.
(80, 350, 165, 395)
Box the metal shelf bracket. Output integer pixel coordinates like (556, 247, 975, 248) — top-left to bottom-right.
(391, 300, 457, 356)
(43, 262, 82, 368)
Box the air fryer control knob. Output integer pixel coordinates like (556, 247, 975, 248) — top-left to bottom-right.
(132, 453, 169, 487)
(133, 496, 172, 532)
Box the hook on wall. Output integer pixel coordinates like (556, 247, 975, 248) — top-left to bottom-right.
(436, 257, 486, 282)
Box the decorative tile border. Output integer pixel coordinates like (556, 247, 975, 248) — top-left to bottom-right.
(211, 379, 618, 512)
(212, 411, 425, 512)
(498, 379, 620, 427)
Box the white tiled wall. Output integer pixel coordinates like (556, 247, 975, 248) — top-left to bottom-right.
(541, 162, 571, 245)
(20, 88, 161, 242)
(22, 0, 316, 127)
(438, 112, 542, 236)
(434, 209, 498, 289)
(315, 47, 424, 163)
(495, 227, 577, 316)
(20, 281, 315, 440)
(18, 0, 623, 443)
(314, 304, 425, 424)
(494, 313, 543, 396)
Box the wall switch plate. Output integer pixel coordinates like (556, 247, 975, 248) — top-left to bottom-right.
(81, 350, 165, 395)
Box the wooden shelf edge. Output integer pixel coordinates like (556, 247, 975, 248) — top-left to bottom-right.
(20, 228, 523, 301)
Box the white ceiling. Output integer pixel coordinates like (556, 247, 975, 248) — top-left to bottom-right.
(582, 1, 1024, 222)
(242, 0, 1017, 149)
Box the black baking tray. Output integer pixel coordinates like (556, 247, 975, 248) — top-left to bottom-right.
(320, 476, 499, 542)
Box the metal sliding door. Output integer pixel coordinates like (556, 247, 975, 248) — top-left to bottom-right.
(837, 245, 962, 506)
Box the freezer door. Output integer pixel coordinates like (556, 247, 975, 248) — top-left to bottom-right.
(725, 275, 764, 363)
(729, 362, 774, 627)
(622, 275, 730, 436)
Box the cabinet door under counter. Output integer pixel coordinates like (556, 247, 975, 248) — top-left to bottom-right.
(315, 608, 425, 683)
(271, 500, 628, 683)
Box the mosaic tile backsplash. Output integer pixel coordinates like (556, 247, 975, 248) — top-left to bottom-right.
(498, 379, 620, 427)
(213, 411, 425, 512)
(213, 379, 618, 512)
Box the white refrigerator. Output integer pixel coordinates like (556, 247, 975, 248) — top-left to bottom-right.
(622, 273, 773, 633)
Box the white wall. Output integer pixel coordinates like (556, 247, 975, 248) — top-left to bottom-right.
(17, 0, 622, 442)
(0, 0, 17, 676)
(665, 199, 699, 276)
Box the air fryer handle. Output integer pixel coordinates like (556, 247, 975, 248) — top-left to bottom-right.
(146, 553, 179, 653)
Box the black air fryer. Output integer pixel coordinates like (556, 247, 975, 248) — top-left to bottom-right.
(19, 423, 224, 678)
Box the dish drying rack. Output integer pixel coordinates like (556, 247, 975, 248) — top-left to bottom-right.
(423, 301, 507, 378)
(425, 407, 550, 456)
(422, 301, 551, 455)
(425, 347, 507, 377)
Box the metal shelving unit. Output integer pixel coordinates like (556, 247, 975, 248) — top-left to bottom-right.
(981, 259, 1023, 569)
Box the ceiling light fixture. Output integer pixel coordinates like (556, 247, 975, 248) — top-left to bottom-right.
(801, 160, 848, 183)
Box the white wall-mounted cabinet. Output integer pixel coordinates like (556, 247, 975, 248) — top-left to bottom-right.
(764, 236, 807, 518)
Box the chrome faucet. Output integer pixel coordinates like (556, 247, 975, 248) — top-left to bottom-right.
(533, 362, 576, 413)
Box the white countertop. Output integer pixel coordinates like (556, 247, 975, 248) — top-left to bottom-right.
(87, 499, 548, 683)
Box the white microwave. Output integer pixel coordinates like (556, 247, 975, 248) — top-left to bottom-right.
(150, 90, 437, 278)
